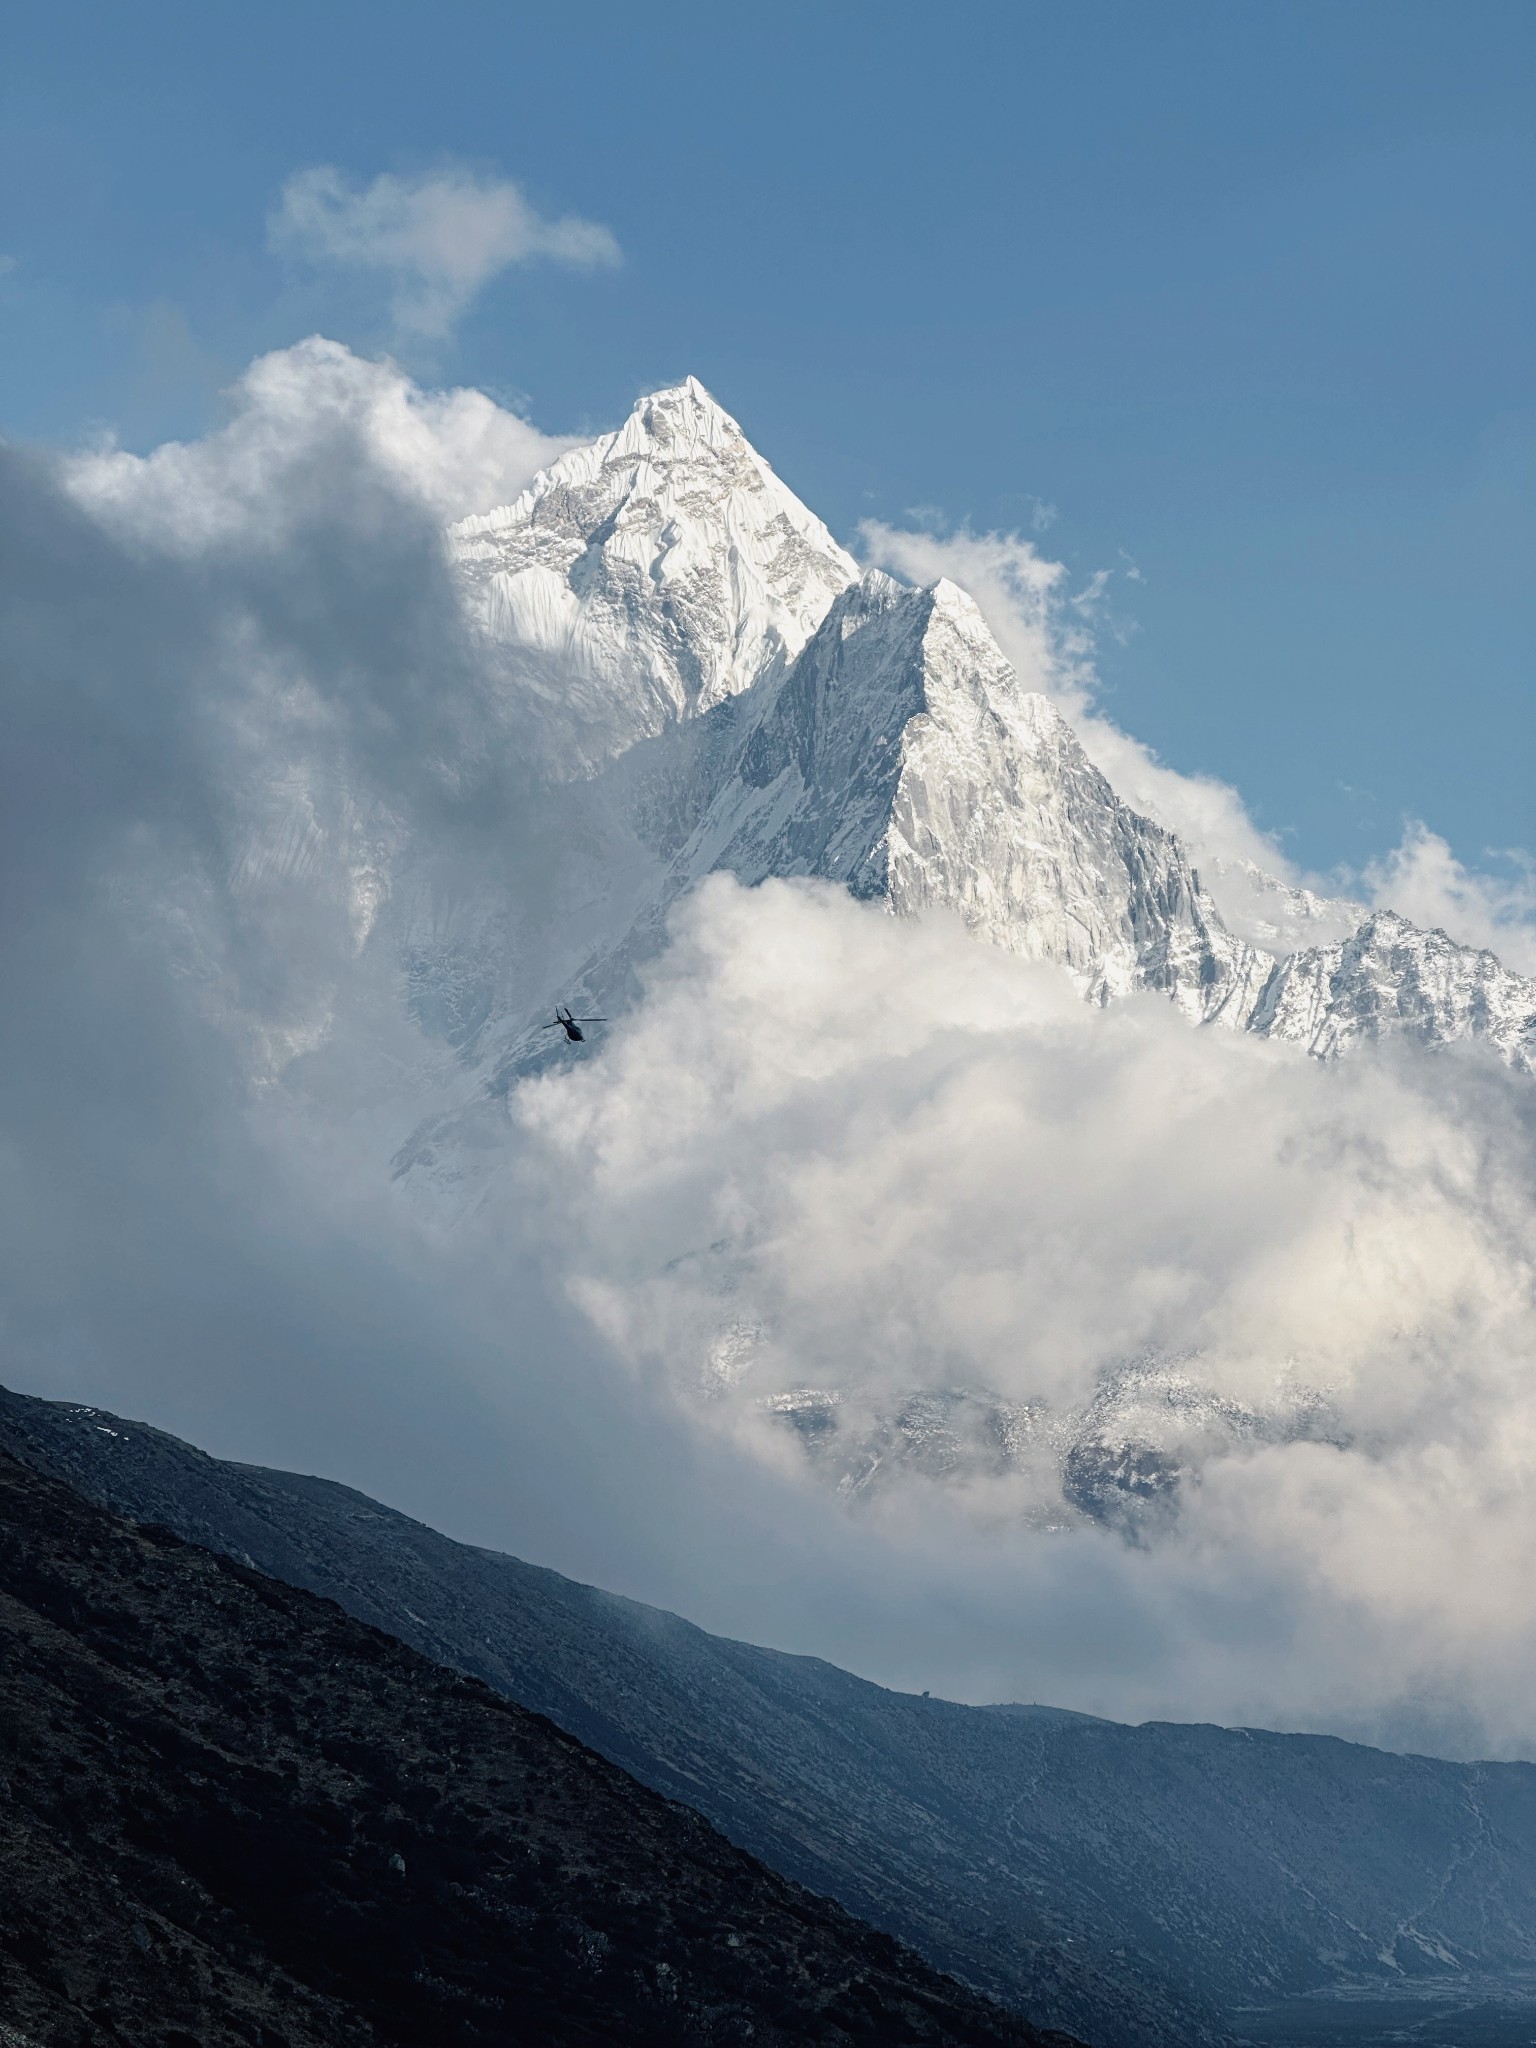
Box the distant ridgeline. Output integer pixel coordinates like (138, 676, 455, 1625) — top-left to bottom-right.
(9, 1382, 1536, 2048)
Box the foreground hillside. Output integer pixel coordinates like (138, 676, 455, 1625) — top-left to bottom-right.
(0, 1445, 1076, 2048)
(15, 1388, 1536, 2048)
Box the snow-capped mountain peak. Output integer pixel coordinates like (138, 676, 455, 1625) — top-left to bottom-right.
(649, 564, 1267, 1022)
(355, 381, 1536, 1204)
(450, 379, 858, 770)
(1204, 857, 1365, 955)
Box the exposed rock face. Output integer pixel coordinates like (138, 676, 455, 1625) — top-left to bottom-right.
(17, 1385, 1536, 2048)
(0, 1436, 1076, 2048)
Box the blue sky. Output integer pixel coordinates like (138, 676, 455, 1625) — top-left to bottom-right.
(3, 0, 1531, 881)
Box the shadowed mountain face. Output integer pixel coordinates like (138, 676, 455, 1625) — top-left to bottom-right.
(0, 1443, 1075, 2048)
(12, 1389, 1536, 2048)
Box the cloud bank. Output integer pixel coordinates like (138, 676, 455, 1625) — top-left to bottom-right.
(269, 165, 621, 338)
(512, 875, 1536, 1751)
(4, 340, 1536, 1763)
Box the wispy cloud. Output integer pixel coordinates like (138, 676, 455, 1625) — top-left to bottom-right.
(268, 165, 621, 339)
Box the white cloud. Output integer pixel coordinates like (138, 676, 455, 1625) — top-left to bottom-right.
(68, 334, 573, 539)
(269, 165, 621, 339)
(38, 340, 585, 1114)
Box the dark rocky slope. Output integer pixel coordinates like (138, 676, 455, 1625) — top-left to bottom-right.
(0, 1387, 1201, 2048)
(12, 1386, 1536, 2048)
(0, 1445, 1078, 2048)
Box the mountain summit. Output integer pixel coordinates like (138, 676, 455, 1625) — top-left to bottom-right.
(451, 377, 857, 769)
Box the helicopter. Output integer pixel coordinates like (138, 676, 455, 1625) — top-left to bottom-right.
(543, 1004, 606, 1044)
